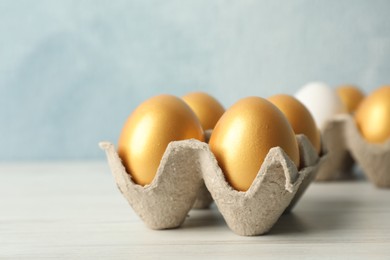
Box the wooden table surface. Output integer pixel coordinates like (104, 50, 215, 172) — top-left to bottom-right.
(1, 162, 390, 259)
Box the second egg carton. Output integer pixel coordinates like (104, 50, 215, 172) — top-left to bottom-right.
(100, 135, 325, 236)
(315, 114, 390, 187)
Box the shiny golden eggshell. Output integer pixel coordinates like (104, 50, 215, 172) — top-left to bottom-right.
(355, 86, 390, 143)
(118, 94, 205, 186)
(209, 97, 300, 192)
(182, 92, 225, 131)
(268, 94, 321, 154)
(337, 85, 365, 113)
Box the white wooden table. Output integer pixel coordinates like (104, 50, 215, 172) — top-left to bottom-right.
(1, 162, 389, 259)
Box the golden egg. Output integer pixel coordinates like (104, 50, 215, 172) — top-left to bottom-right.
(118, 94, 205, 185)
(336, 85, 365, 113)
(268, 94, 321, 154)
(209, 97, 300, 192)
(355, 86, 390, 143)
(182, 92, 225, 131)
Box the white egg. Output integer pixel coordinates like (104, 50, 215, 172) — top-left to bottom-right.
(295, 82, 346, 129)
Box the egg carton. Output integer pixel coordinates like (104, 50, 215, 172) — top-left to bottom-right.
(192, 130, 213, 209)
(99, 135, 324, 236)
(315, 114, 390, 188)
(315, 115, 355, 181)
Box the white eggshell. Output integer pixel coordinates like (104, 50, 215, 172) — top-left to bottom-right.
(295, 82, 346, 129)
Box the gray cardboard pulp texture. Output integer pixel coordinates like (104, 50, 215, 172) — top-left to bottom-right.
(192, 129, 213, 209)
(315, 114, 390, 188)
(192, 182, 213, 209)
(203, 135, 319, 236)
(99, 135, 320, 236)
(344, 115, 390, 188)
(316, 115, 355, 181)
(99, 141, 204, 230)
(284, 135, 325, 213)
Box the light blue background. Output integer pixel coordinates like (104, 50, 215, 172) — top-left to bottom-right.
(1, 0, 390, 161)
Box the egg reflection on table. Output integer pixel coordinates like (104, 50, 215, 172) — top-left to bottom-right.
(355, 86, 390, 144)
(118, 94, 205, 186)
(295, 82, 346, 129)
(268, 94, 321, 154)
(182, 92, 225, 131)
(209, 97, 300, 192)
(336, 85, 365, 113)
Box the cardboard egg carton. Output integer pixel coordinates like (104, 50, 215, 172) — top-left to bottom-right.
(315, 114, 390, 188)
(99, 135, 324, 236)
(315, 115, 355, 181)
(192, 130, 213, 209)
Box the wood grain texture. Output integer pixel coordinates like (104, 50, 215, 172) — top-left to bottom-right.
(1, 162, 389, 259)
